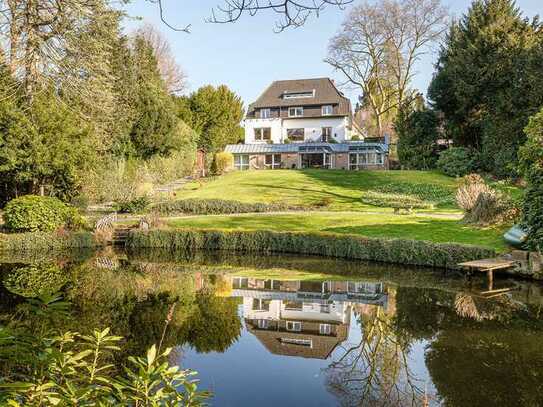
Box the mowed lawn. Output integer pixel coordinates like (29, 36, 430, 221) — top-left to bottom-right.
(180, 169, 461, 213)
(166, 212, 508, 251)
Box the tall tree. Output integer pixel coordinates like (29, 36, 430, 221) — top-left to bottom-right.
(326, 0, 448, 137)
(428, 0, 543, 177)
(176, 85, 244, 152)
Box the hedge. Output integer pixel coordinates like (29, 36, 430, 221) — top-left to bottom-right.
(153, 198, 300, 216)
(0, 231, 99, 252)
(126, 229, 495, 270)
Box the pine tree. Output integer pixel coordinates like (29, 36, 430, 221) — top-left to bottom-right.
(428, 0, 543, 177)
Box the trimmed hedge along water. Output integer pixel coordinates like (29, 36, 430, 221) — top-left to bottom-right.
(153, 198, 301, 216)
(0, 232, 98, 252)
(126, 229, 495, 270)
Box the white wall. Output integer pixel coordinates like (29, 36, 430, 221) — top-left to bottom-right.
(244, 117, 351, 144)
(244, 118, 283, 144)
(283, 117, 350, 142)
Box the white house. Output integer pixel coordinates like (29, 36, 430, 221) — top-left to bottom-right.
(224, 78, 389, 171)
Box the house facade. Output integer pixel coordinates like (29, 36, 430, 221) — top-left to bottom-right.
(225, 78, 389, 171)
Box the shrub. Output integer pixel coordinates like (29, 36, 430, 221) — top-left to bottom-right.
(3, 195, 73, 232)
(117, 196, 152, 214)
(437, 147, 475, 177)
(0, 231, 98, 252)
(153, 198, 299, 216)
(126, 229, 496, 270)
(456, 174, 493, 212)
(283, 138, 291, 144)
(212, 152, 234, 175)
(351, 135, 361, 141)
(463, 190, 518, 225)
(4, 264, 69, 297)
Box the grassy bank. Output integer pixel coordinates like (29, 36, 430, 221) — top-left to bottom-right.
(166, 212, 508, 252)
(180, 169, 461, 212)
(0, 231, 99, 252)
(126, 229, 495, 270)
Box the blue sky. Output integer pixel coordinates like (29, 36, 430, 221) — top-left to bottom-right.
(124, 0, 541, 106)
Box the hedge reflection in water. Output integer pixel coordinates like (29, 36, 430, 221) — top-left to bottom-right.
(0, 248, 542, 406)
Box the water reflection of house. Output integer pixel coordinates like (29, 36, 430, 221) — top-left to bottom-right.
(231, 278, 390, 359)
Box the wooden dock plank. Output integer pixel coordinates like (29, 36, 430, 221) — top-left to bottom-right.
(457, 258, 516, 271)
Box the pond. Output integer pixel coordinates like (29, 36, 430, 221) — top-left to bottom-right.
(1, 249, 542, 406)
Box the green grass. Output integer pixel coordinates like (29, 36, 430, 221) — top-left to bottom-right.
(180, 169, 461, 212)
(166, 212, 508, 252)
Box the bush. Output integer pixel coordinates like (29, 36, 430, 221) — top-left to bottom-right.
(351, 135, 361, 141)
(0, 231, 98, 252)
(437, 147, 475, 177)
(117, 196, 151, 214)
(4, 264, 69, 297)
(3, 195, 73, 232)
(456, 174, 493, 212)
(153, 198, 299, 216)
(212, 152, 234, 175)
(463, 190, 517, 225)
(126, 229, 496, 270)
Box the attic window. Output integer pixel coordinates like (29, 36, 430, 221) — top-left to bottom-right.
(283, 90, 315, 99)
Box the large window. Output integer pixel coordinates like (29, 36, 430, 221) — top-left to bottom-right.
(322, 105, 333, 115)
(253, 298, 271, 311)
(283, 91, 314, 99)
(319, 324, 332, 335)
(286, 321, 302, 332)
(287, 128, 304, 142)
(265, 154, 281, 169)
(349, 151, 384, 170)
(260, 108, 271, 118)
(322, 127, 332, 142)
(234, 154, 249, 171)
(288, 106, 304, 117)
(254, 127, 271, 141)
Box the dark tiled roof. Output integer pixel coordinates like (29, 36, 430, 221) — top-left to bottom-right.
(248, 78, 351, 116)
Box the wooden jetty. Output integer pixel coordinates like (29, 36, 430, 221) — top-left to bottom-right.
(458, 258, 518, 292)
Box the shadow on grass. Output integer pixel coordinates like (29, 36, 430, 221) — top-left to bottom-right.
(245, 182, 360, 204)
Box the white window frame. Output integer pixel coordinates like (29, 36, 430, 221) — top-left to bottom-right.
(265, 154, 281, 169)
(349, 151, 384, 170)
(254, 127, 271, 142)
(260, 108, 271, 119)
(286, 321, 302, 332)
(283, 90, 315, 99)
(322, 127, 332, 142)
(288, 107, 304, 117)
(257, 319, 269, 329)
(319, 324, 332, 335)
(322, 105, 333, 116)
(281, 338, 312, 347)
(234, 154, 249, 171)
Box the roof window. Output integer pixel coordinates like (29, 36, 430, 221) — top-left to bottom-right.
(283, 90, 315, 99)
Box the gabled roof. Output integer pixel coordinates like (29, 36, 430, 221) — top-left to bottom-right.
(248, 78, 351, 115)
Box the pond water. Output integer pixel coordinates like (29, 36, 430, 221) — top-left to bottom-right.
(1, 249, 543, 406)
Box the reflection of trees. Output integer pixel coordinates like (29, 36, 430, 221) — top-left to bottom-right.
(325, 306, 425, 407)
(426, 327, 543, 407)
(454, 292, 523, 322)
(182, 290, 242, 353)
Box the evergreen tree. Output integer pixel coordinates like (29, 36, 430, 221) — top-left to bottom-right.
(520, 108, 543, 251)
(175, 85, 244, 152)
(428, 0, 543, 177)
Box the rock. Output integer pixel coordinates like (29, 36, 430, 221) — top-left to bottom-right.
(511, 250, 529, 261)
(529, 252, 542, 273)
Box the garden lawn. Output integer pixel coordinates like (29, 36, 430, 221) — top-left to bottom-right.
(180, 169, 461, 213)
(166, 212, 508, 252)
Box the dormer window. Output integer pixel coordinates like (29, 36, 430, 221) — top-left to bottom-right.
(322, 105, 333, 116)
(283, 90, 315, 99)
(288, 107, 303, 117)
(260, 108, 271, 119)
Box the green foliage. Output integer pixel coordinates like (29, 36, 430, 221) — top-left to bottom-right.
(153, 198, 299, 216)
(3, 195, 73, 232)
(3, 264, 69, 298)
(212, 152, 234, 175)
(428, 0, 543, 177)
(183, 292, 241, 353)
(436, 147, 475, 177)
(0, 232, 98, 252)
(463, 190, 518, 225)
(127, 229, 496, 270)
(396, 105, 441, 169)
(116, 196, 151, 214)
(1, 324, 207, 406)
(520, 108, 543, 251)
(175, 85, 244, 152)
(371, 182, 454, 206)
